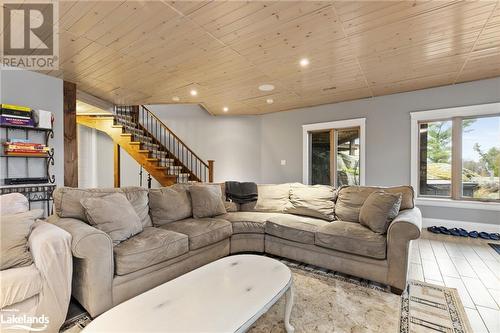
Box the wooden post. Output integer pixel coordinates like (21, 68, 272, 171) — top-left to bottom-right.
(208, 160, 215, 183)
(329, 129, 336, 187)
(64, 81, 78, 187)
(114, 144, 121, 188)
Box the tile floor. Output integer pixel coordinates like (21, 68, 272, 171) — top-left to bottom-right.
(410, 231, 500, 333)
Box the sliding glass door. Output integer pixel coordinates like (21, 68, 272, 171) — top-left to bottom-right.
(310, 127, 360, 186)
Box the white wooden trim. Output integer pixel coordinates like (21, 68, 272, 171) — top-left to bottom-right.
(410, 102, 500, 209)
(422, 218, 500, 233)
(302, 118, 366, 185)
(410, 102, 500, 121)
(416, 197, 500, 211)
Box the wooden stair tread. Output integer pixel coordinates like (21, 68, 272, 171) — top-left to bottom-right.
(138, 149, 150, 153)
(146, 158, 159, 162)
(129, 142, 141, 145)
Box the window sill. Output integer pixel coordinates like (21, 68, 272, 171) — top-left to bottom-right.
(416, 197, 500, 211)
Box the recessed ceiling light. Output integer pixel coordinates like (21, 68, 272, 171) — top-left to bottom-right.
(300, 58, 310, 67)
(258, 84, 275, 92)
(266, 98, 274, 104)
(190, 89, 198, 96)
(223, 107, 229, 112)
(172, 96, 180, 102)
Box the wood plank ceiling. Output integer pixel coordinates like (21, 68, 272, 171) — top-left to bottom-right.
(34, 1, 500, 115)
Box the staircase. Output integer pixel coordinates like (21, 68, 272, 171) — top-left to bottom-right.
(77, 105, 213, 187)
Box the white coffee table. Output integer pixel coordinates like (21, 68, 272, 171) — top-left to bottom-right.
(83, 254, 294, 333)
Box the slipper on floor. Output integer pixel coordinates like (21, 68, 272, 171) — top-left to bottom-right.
(449, 228, 461, 236)
(438, 226, 451, 235)
(468, 231, 479, 238)
(479, 232, 491, 240)
(427, 226, 441, 234)
(489, 233, 500, 241)
(458, 228, 469, 237)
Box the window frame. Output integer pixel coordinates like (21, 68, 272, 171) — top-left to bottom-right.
(411, 102, 500, 210)
(302, 118, 366, 186)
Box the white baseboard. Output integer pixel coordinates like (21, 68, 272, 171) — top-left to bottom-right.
(422, 218, 500, 233)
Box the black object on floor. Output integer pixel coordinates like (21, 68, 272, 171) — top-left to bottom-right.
(488, 243, 500, 255)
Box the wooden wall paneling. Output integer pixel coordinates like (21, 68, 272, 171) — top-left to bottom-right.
(64, 81, 78, 187)
(41, 1, 500, 115)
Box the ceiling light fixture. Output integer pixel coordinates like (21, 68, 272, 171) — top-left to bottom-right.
(190, 89, 198, 96)
(258, 84, 275, 92)
(223, 107, 229, 112)
(172, 96, 180, 102)
(300, 58, 310, 67)
(266, 98, 274, 104)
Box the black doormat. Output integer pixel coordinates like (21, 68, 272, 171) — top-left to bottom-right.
(488, 243, 500, 255)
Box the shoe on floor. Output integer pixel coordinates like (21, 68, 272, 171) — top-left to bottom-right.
(489, 233, 500, 241)
(438, 226, 451, 235)
(479, 232, 491, 240)
(427, 226, 441, 234)
(468, 231, 479, 238)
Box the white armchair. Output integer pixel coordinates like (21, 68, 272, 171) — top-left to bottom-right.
(0, 193, 72, 333)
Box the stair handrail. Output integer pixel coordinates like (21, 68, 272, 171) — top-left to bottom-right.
(140, 105, 209, 169)
(113, 105, 213, 182)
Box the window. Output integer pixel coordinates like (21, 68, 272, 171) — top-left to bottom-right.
(412, 103, 500, 205)
(303, 118, 365, 186)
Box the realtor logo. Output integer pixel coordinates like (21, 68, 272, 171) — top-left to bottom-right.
(1, 1, 59, 70)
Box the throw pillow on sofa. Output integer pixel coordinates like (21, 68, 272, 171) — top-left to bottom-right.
(284, 184, 336, 221)
(189, 185, 226, 218)
(359, 191, 402, 234)
(254, 184, 292, 213)
(80, 193, 143, 245)
(149, 185, 192, 226)
(0, 209, 43, 270)
(335, 185, 413, 222)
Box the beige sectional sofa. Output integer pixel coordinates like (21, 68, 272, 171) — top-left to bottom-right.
(49, 183, 421, 318)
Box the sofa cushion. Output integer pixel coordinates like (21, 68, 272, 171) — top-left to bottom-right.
(334, 185, 413, 222)
(219, 212, 282, 234)
(149, 186, 192, 226)
(315, 221, 387, 259)
(0, 193, 29, 216)
(81, 193, 144, 245)
(114, 227, 188, 276)
(159, 218, 232, 250)
(0, 209, 43, 270)
(254, 184, 292, 213)
(284, 184, 336, 221)
(265, 215, 329, 244)
(0, 264, 42, 308)
(359, 191, 402, 234)
(189, 185, 226, 218)
(53, 187, 152, 227)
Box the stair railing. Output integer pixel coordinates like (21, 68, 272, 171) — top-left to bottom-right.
(114, 105, 213, 183)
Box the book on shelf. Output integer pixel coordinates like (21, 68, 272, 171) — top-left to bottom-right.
(0, 109, 32, 119)
(0, 116, 34, 127)
(4, 152, 48, 157)
(0, 104, 32, 112)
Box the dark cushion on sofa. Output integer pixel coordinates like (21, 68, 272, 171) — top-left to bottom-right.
(219, 212, 282, 234)
(315, 221, 387, 259)
(265, 215, 329, 245)
(159, 218, 232, 250)
(114, 227, 188, 275)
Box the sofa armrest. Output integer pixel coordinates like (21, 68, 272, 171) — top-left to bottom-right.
(386, 208, 422, 291)
(47, 215, 114, 317)
(28, 221, 72, 332)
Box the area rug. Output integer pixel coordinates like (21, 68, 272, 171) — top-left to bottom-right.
(60, 258, 471, 333)
(488, 243, 500, 255)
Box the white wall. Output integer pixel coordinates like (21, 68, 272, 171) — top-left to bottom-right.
(79, 76, 500, 226)
(0, 67, 64, 188)
(259, 77, 500, 225)
(147, 104, 262, 183)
